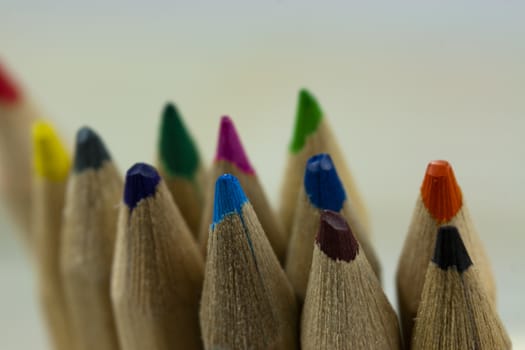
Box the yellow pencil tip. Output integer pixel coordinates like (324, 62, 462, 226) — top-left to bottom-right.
(32, 120, 71, 181)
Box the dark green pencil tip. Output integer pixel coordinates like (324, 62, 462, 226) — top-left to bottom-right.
(158, 102, 200, 179)
(289, 89, 324, 153)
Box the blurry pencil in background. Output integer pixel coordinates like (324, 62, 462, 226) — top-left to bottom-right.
(31, 120, 76, 350)
(301, 211, 401, 350)
(198, 116, 287, 263)
(279, 89, 369, 241)
(156, 103, 206, 237)
(0, 63, 38, 241)
(396, 160, 497, 344)
(411, 226, 510, 349)
(60, 127, 122, 350)
(111, 163, 203, 350)
(285, 153, 380, 302)
(200, 174, 297, 350)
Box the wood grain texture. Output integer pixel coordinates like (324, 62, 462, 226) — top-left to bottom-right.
(411, 227, 510, 349)
(33, 178, 76, 350)
(200, 176, 297, 349)
(111, 179, 204, 350)
(396, 198, 496, 345)
(301, 213, 400, 350)
(61, 161, 122, 350)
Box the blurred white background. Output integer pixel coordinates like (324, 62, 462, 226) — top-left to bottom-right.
(1, 0, 524, 348)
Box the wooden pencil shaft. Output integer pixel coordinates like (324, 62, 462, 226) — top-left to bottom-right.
(239, 204, 298, 350)
(61, 161, 122, 350)
(200, 175, 297, 350)
(111, 178, 204, 350)
(396, 199, 497, 344)
(411, 265, 510, 349)
(200, 214, 279, 350)
(33, 178, 76, 350)
(302, 244, 400, 349)
(157, 102, 205, 238)
(0, 102, 36, 239)
(158, 165, 205, 237)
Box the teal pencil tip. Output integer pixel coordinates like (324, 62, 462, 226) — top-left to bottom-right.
(289, 89, 324, 153)
(158, 102, 200, 178)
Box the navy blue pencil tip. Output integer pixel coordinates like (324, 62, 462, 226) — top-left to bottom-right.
(74, 126, 111, 172)
(212, 174, 248, 225)
(124, 163, 161, 210)
(304, 153, 346, 211)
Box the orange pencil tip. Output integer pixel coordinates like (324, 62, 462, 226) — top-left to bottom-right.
(420, 160, 462, 222)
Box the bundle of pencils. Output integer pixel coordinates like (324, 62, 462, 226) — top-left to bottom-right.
(0, 63, 512, 350)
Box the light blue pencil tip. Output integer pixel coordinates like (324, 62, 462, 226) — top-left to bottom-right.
(212, 173, 249, 225)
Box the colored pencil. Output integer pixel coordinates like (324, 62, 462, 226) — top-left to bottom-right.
(411, 226, 510, 349)
(301, 210, 401, 350)
(31, 120, 75, 350)
(200, 174, 298, 350)
(0, 63, 38, 239)
(279, 89, 369, 240)
(198, 116, 287, 262)
(111, 163, 204, 350)
(285, 153, 380, 302)
(60, 127, 122, 350)
(396, 160, 496, 344)
(157, 102, 206, 237)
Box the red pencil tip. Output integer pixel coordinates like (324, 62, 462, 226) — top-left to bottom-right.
(420, 160, 463, 223)
(0, 63, 21, 104)
(215, 116, 255, 175)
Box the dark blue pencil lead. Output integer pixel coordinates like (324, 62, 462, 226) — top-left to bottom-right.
(124, 163, 161, 210)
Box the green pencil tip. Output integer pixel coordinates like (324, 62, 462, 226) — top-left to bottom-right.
(289, 89, 324, 153)
(158, 103, 200, 178)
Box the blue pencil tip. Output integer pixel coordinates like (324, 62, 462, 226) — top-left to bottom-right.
(304, 153, 346, 211)
(124, 163, 161, 210)
(213, 174, 249, 225)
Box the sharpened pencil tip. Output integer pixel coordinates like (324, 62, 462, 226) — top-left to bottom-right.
(32, 120, 71, 181)
(432, 225, 472, 272)
(158, 102, 200, 178)
(316, 210, 358, 262)
(74, 127, 111, 172)
(421, 160, 463, 222)
(215, 116, 255, 175)
(124, 163, 161, 210)
(289, 88, 323, 153)
(212, 174, 248, 225)
(304, 153, 346, 211)
(0, 63, 21, 104)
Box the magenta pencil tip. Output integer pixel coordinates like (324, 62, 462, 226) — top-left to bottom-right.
(215, 116, 255, 175)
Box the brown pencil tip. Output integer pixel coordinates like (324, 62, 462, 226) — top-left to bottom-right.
(421, 160, 462, 222)
(316, 210, 358, 262)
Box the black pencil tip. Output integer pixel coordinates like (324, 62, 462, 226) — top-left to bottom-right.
(74, 126, 111, 172)
(316, 210, 359, 262)
(432, 225, 473, 272)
